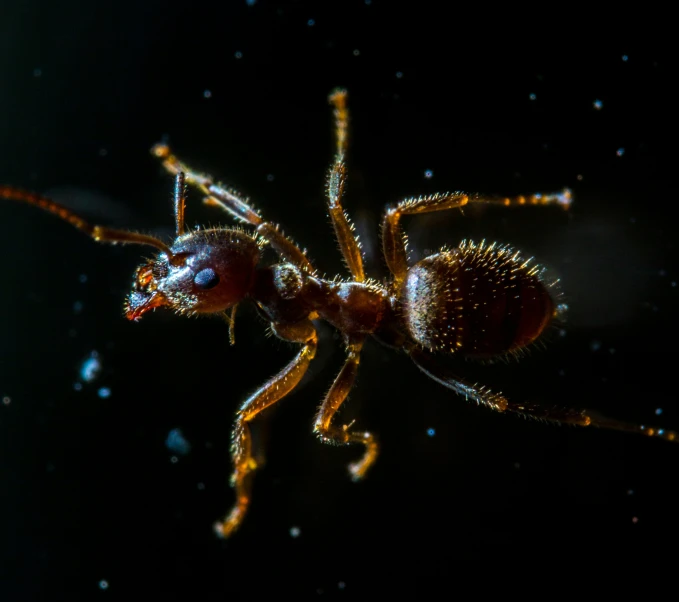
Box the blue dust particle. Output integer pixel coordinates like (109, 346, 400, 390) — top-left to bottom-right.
(74, 382, 83, 392)
(165, 428, 192, 456)
(427, 428, 436, 437)
(307, 19, 315, 26)
(33, 68, 42, 77)
(290, 526, 301, 538)
(80, 352, 101, 383)
(593, 99, 603, 110)
(338, 582, 346, 590)
(622, 54, 629, 62)
(655, 408, 663, 415)
(79, 273, 88, 283)
(590, 340, 601, 352)
(395, 71, 403, 79)
(365, 0, 372, 4)
(97, 387, 111, 399)
(203, 89, 212, 99)
(671, 281, 677, 288)
(246, 0, 256, 5)
(234, 51, 243, 59)
(99, 580, 109, 590)
(73, 300, 84, 314)
(266, 174, 275, 182)
(616, 148, 625, 157)
(529, 93, 536, 100)
(424, 169, 433, 179)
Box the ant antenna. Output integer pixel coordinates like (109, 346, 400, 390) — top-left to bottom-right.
(0, 185, 175, 258)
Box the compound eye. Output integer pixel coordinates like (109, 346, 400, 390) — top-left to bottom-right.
(194, 267, 220, 290)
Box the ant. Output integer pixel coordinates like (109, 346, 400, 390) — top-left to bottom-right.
(2, 89, 677, 538)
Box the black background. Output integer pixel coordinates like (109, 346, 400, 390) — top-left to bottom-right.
(1, 2, 678, 599)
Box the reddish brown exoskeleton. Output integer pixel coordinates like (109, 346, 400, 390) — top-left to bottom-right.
(2, 89, 677, 538)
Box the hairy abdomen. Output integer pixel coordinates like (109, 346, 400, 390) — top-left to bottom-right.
(401, 241, 557, 358)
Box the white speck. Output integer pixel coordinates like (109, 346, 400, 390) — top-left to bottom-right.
(671, 281, 677, 288)
(97, 387, 111, 399)
(266, 174, 275, 182)
(203, 89, 212, 99)
(590, 340, 601, 352)
(629, 217, 636, 224)
(99, 148, 108, 157)
(2, 396, 10, 406)
(395, 71, 403, 79)
(632, 516, 639, 524)
(558, 369, 566, 377)
(33, 68, 42, 77)
(79, 274, 88, 283)
(622, 54, 629, 62)
(609, 348, 616, 355)
(99, 580, 109, 590)
(166, 428, 191, 455)
(576, 174, 583, 181)
(338, 581, 346, 590)
(529, 93, 536, 100)
(353, 49, 360, 56)
(197, 482, 205, 490)
(424, 169, 433, 179)
(307, 18, 315, 26)
(616, 147, 625, 157)
(80, 352, 102, 383)
(559, 329, 567, 337)
(234, 51, 243, 59)
(170, 455, 178, 464)
(593, 99, 603, 110)
(655, 408, 663, 415)
(659, 269, 667, 277)
(627, 489, 634, 495)
(290, 526, 301, 538)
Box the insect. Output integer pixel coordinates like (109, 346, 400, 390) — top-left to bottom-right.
(2, 89, 677, 538)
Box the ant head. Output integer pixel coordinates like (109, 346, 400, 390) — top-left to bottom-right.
(125, 228, 260, 321)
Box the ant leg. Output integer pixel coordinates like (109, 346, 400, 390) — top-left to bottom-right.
(216, 320, 318, 538)
(151, 144, 314, 273)
(0, 186, 173, 256)
(409, 347, 679, 442)
(313, 339, 378, 480)
(326, 89, 365, 282)
(382, 189, 572, 285)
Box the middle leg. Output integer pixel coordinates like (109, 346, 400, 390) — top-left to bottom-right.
(326, 89, 365, 282)
(314, 338, 378, 480)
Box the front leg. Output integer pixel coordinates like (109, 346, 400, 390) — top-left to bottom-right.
(313, 339, 378, 480)
(151, 143, 314, 273)
(216, 320, 318, 538)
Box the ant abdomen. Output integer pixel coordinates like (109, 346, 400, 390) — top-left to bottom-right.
(401, 240, 557, 358)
